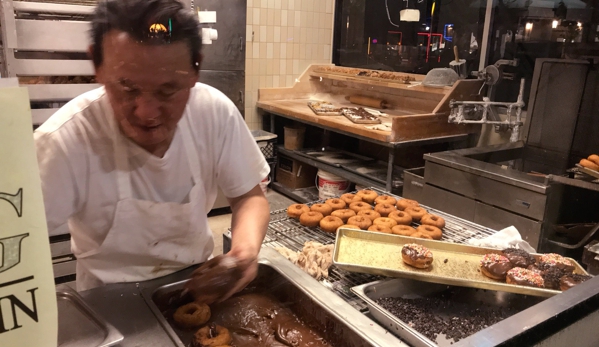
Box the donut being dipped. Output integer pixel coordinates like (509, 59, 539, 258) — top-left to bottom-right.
(401, 243, 433, 269)
(480, 253, 513, 280)
(356, 189, 378, 204)
(287, 204, 310, 219)
(173, 303, 211, 329)
(194, 323, 232, 347)
(299, 211, 324, 227)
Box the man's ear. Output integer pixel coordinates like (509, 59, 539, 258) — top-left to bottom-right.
(190, 52, 203, 84)
(88, 45, 104, 83)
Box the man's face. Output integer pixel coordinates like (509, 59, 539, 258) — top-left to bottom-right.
(95, 31, 199, 154)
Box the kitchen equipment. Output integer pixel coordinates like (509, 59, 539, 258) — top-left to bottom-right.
(333, 228, 587, 297)
(449, 45, 467, 78)
(57, 284, 124, 347)
(341, 107, 382, 124)
(422, 68, 459, 88)
(351, 278, 544, 347)
(348, 95, 389, 109)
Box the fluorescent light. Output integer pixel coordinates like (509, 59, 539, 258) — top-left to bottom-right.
(525, 22, 533, 30)
(552, 20, 558, 29)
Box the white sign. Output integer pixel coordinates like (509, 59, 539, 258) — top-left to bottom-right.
(0, 85, 58, 347)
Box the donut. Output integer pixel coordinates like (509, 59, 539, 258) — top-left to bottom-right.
(401, 243, 433, 269)
(310, 203, 333, 216)
(396, 198, 419, 211)
(560, 273, 593, 291)
(421, 214, 445, 229)
(374, 203, 396, 217)
(325, 198, 346, 211)
(299, 211, 324, 227)
(194, 323, 232, 347)
(172, 302, 211, 328)
(580, 158, 599, 171)
(416, 225, 442, 240)
(542, 267, 569, 290)
(404, 206, 427, 222)
(337, 224, 361, 232)
(368, 225, 392, 233)
(588, 154, 599, 166)
(349, 201, 372, 214)
(347, 215, 373, 230)
(391, 225, 416, 236)
(357, 210, 381, 221)
(373, 217, 398, 229)
(287, 204, 310, 219)
(410, 232, 433, 240)
(319, 215, 344, 233)
(356, 189, 378, 204)
(340, 193, 362, 205)
(480, 253, 513, 280)
(331, 209, 356, 223)
(388, 211, 412, 225)
(538, 253, 575, 273)
(375, 195, 397, 206)
(506, 267, 544, 288)
(502, 248, 536, 268)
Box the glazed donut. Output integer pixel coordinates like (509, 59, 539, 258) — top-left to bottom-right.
(374, 203, 396, 217)
(287, 204, 310, 219)
(416, 225, 442, 240)
(388, 211, 412, 225)
(396, 198, 419, 211)
(331, 209, 356, 223)
(401, 243, 433, 269)
(357, 210, 381, 221)
(404, 206, 427, 222)
(560, 274, 593, 291)
(588, 154, 599, 166)
(325, 198, 346, 211)
(340, 193, 362, 205)
(421, 214, 445, 229)
(506, 268, 544, 288)
(356, 189, 379, 204)
(375, 195, 397, 206)
(410, 232, 433, 240)
(347, 216, 373, 230)
(480, 253, 513, 280)
(319, 215, 344, 233)
(173, 302, 211, 329)
(580, 159, 599, 171)
(349, 201, 372, 214)
(337, 224, 361, 232)
(502, 248, 536, 268)
(299, 211, 324, 227)
(310, 203, 333, 216)
(373, 217, 398, 229)
(194, 323, 232, 347)
(538, 253, 575, 273)
(368, 225, 392, 233)
(391, 225, 417, 236)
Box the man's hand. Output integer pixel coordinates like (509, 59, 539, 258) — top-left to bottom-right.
(218, 246, 259, 302)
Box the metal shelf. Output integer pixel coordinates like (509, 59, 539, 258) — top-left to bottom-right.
(270, 182, 313, 204)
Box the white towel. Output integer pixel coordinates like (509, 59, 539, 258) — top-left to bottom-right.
(468, 226, 536, 252)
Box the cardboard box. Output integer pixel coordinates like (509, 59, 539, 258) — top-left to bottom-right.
(276, 155, 317, 189)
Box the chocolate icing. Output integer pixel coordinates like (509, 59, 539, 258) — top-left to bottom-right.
(485, 262, 513, 279)
(502, 248, 535, 268)
(560, 274, 592, 291)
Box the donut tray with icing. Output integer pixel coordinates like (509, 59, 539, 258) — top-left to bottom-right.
(333, 228, 588, 298)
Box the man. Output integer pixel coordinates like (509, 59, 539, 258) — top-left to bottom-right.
(34, 0, 270, 297)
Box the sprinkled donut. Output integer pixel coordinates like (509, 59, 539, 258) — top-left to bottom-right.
(506, 267, 544, 288)
(480, 253, 513, 280)
(401, 243, 433, 269)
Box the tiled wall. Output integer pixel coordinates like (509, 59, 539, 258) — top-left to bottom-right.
(244, 0, 335, 130)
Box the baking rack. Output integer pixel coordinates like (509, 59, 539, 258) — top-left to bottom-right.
(258, 187, 499, 312)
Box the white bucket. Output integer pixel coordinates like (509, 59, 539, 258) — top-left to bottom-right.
(260, 176, 271, 195)
(316, 170, 350, 200)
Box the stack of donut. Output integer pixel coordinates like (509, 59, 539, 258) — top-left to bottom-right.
(172, 303, 233, 346)
(579, 154, 599, 171)
(479, 248, 592, 290)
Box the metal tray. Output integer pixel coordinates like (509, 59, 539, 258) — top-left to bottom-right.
(307, 101, 343, 116)
(576, 164, 599, 181)
(295, 147, 375, 167)
(351, 278, 544, 347)
(56, 284, 124, 347)
(333, 229, 588, 297)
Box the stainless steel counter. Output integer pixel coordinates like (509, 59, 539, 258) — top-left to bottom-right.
(70, 248, 403, 347)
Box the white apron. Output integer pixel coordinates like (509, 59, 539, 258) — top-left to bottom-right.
(75, 110, 214, 291)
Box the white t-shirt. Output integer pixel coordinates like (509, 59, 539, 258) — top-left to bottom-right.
(35, 83, 270, 254)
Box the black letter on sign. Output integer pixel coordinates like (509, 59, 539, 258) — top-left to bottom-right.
(0, 288, 38, 333)
(0, 233, 29, 273)
(0, 188, 23, 217)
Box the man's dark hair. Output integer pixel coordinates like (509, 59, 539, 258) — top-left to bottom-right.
(90, 0, 201, 71)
